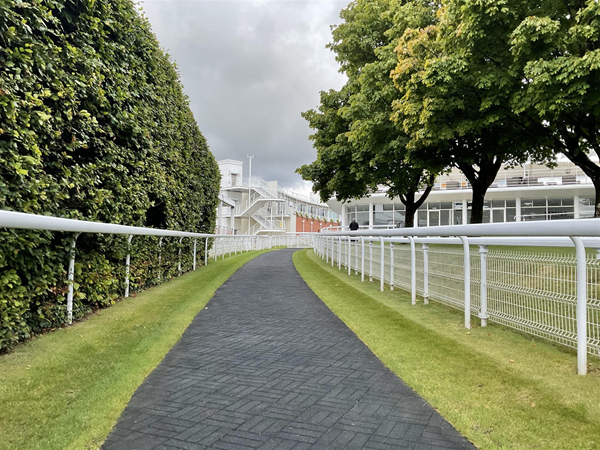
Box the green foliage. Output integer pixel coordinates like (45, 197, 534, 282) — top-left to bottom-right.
(298, 0, 445, 227)
(510, 0, 600, 216)
(391, 0, 555, 223)
(0, 0, 220, 350)
(302, 0, 600, 223)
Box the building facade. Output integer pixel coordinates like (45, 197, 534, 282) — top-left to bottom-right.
(216, 159, 339, 235)
(327, 161, 597, 229)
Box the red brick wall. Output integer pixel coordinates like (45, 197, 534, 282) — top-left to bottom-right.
(295, 215, 337, 233)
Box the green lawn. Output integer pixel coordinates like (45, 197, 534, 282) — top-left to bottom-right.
(294, 249, 600, 450)
(0, 250, 269, 450)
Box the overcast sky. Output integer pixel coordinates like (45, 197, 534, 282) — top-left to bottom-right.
(140, 0, 348, 195)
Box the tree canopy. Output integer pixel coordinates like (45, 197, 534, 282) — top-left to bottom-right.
(298, 0, 445, 227)
(299, 0, 600, 224)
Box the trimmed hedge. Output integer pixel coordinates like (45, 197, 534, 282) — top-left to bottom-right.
(0, 0, 220, 350)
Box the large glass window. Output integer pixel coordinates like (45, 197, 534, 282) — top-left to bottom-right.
(418, 210, 427, 227)
(580, 197, 595, 218)
(373, 204, 392, 226)
(522, 198, 547, 221)
(453, 202, 463, 224)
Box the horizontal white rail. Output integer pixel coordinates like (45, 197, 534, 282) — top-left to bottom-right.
(323, 218, 600, 237)
(0, 210, 306, 328)
(315, 219, 600, 376)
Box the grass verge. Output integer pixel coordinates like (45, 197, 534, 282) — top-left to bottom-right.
(293, 249, 600, 450)
(0, 250, 269, 450)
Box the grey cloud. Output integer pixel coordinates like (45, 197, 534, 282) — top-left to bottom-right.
(140, 0, 348, 189)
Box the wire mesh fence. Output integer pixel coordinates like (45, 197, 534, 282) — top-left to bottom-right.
(318, 236, 600, 361)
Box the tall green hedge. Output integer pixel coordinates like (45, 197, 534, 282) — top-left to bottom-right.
(0, 0, 220, 350)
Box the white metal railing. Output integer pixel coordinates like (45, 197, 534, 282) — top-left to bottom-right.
(215, 225, 235, 235)
(315, 219, 600, 375)
(369, 165, 594, 195)
(517, 211, 596, 222)
(0, 211, 302, 326)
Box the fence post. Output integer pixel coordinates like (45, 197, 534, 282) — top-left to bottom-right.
(409, 237, 416, 305)
(361, 237, 365, 282)
(205, 237, 209, 266)
(229, 237, 232, 257)
(570, 237, 588, 375)
(379, 237, 384, 292)
(66, 233, 79, 324)
(369, 240, 373, 282)
(178, 237, 184, 276)
(390, 242, 394, 291)
(338, 237, 342, 270)
(478, 245, 489, 327)
(422, 243, 429, 305)
(355, 239, 358, 275)
(459, 236, 471, 329)
(214, 237, 218, 261)
(193, 238, 197, 270)
(325, 237, 329, 263)
(158, 237, 164, 280)
(348, 236, 352, 276)
(125, 234, 133, 298)
(331, 237, 334, 266)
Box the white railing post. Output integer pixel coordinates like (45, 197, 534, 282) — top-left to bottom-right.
(125, 234, 133, 298)
(379, 237, 385, 292)
(66, 234, 79, 324)
(409, 237, 416, 305)
(338, 237, 342, 270)
(422, 243, 429, 304)
(214, 237, 218, 261)
(178, 237, 183, 275)
(205, 237, 208, 266)
(348, 236, 352, 276)
(355, 239, 358, 275)
(158, 237, 163, 280)
(478, 245, 489, 327)
(331, 237, 334, 266)
(193, 238, 197, 270)
(459, 236, 471, 329)
(390, 242, 394, 291)
(369, 240, 373, 282)
(571, 236, 588, 375)
(325, 237, 329, 263)
(361, 237, 365, 282)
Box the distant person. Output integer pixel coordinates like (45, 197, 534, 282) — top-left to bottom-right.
(349, 219, 359, 231)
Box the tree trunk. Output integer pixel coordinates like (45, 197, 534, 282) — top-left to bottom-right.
(470, 187, 485, 224)
(457, 159, 502, 224)
(404, 205, 416, 228)
(593, 176, 600, 218)
(400, 181, 433, 228)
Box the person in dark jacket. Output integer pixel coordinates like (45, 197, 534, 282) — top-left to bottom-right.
(349, 219, 359, 231)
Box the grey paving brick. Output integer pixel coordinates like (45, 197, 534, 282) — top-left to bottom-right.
(102, 250, 473, 450)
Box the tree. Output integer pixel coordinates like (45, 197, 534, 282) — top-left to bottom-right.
(511, 0, 600, 217)
(392, 0, 553, 223)
(298, 0, 445, 227)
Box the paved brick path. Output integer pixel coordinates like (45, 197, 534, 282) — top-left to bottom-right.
(103, 249, 474, 450)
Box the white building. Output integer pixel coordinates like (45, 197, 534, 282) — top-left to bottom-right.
(328, 160, 597, 229)
(216, 159, 338, 235)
